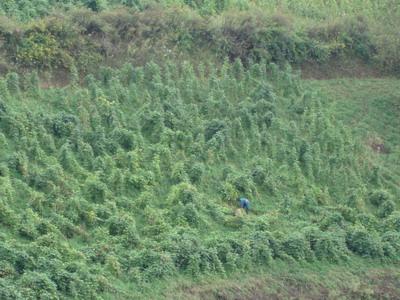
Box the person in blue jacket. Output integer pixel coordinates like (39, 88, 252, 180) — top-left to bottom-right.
(238, 197, 250, 214)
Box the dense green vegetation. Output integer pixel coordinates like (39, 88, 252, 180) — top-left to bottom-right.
(1, 0, 399, 19)
(0, 0, 399, 77)
(0, 0, 399, 299)
(0, 59, 399, 298)
(307, 79, 400, 193)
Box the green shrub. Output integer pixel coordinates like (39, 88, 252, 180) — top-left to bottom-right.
(168, 182, 200, 205)
(16, 30, 60, 68)
(249, 231, 273, 265)
(378, 200, 396, 218)
(346, 226, 383, 258)
(142, 207, 171, 236)
(251, 165, 266, 185)
(188, 162, 204, 183)
(50, 112, 78, 138)
(107, 215, 131, 236)
(84, 176, 108, 203)
(0, 199, 17, 227)
(14, 250, 35, 275)
(132, 249, 176, 281)
(368, 189, 392, 206)
(0, 241, 15, 265)
(19, 271, 58, 299)
(171, 161, 189, 183)
(305, 228, 349, 262)
(205, 119, 226, 141)
(384, 212, 400, 232)
(381, 231, 400, 259)
(282, 233, 314, 261)
(232, 174, 254, 194)
(140, 110, 164, 142)
(357, 213, 379, 231)
(6, 72, 20, 94)
(0, 278, 22, 299)
(8, 152, 28, 176)
(51, 215, 79, 238)
(111, 128, 135, 150)
(122, 224, 140, 248)
(50, 268, 83, 298)
(183, 203, 201, 227)
(18, 223, 39, 240)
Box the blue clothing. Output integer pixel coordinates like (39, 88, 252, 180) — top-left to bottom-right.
(239, 198, 250, 213)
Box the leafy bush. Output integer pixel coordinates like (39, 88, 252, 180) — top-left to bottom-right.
(188, 162, 204, 183)
(346, 226, 384, 258)
(0, 278, 22, 299)
(249, 231, 273, 264)
(368, 189, 392, 206)
(384, 212, 400, 232)
(381, 231, 400, 259)
(305, 228, 349, 262)
(122, 224, 140, 248)
(84, 176, 108, 203)
(6, 73, 20, 94)
(0, 199, 17, 227)
(19, 271, 58, 299)
(183, 203, 201, 227)
(357, 213, 379, 231)
(131, 249, 176, 281)
(14, 250, 36, 275)
(107, 214, 132, 236)
(378, 200, 396, 218)
(50, 112, 78, 138)
(111, 128, 135, 150)
(320, 211, 345, 230)
(251, 165, 266, 185)
(282, 233, 314, 261)
(8, 152, 28, 176)
(168, 182, 200, 206)
(205, 119, 226, 141)
(16, 29, 60, 68)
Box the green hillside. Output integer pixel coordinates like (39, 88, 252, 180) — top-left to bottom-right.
(0, 1, 399, 299)
(308, 79, 400, 195)
(1, 0, 399, 20)
(1, 61, 399, 299)
(0, 0, 399, 77)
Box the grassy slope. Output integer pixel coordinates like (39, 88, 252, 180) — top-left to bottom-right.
(306, 78, 400, 196)
(106, 259, 400, 299)
(0, 0, 399, 77)
(1, 0, 398, 21)
(138, 77, 400, 300)
(2, 61, 399, 299)
(0, 2, 399, 299)
(165, 261, 400, 300)
(181, 77, 399, 300)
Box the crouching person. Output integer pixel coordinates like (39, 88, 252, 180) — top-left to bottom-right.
(238, 197, 250, 214)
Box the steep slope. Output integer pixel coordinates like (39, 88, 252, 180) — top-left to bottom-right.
(0, 61, 399, 298)
(306, 79, 400, 196)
